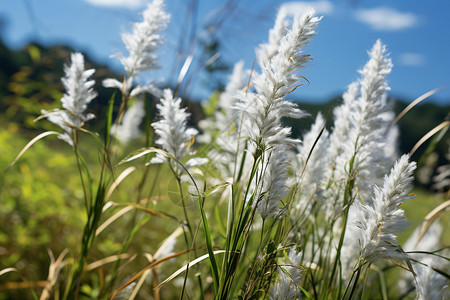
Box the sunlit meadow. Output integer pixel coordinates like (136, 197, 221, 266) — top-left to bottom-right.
(1, 0, 449, 299)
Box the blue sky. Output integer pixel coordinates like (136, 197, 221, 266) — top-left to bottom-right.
(1, 0, 450, 105)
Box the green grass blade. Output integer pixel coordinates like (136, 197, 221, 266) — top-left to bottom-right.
(104, 92, 116, 146)
(215, 205, 226, 238)
(432, 267, 450, 280)
(119, 147, 165, 164)
(376, 266, 388, 300)
(121, 146, 221, 292)
(4, 131, 59, 173)
(197, 193, 220, 292)
(144, 93, 154, 147)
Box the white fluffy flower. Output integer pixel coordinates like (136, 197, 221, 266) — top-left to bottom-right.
(234, 9, 320, 152)
(103, 0, 169, 96)
(198, 60, 248, 143)
(42, 111, 84, 146)
(59, 53, 96, 118)
(41, 52, 97, 146)
(433, 140, 450, 193)
(327, 81, 358, 164)
(151, 89, 206, 173)
(199, 61, 251, 182)
(354, 155, 416, 264)
(120, 0, 169, 77)
(292, 113, 329, 217)
(325, 40, 396, 219)
(270, 248, 303, 300)
(255, 145, 291, 219)
(234, 9, 320, 220)
(350, 40, 396, 191)
(218, 60, 249, 121)
(340, 155, 416, 278)
(414, 257, 450, 300)
(398, 222, 449, 298)
(260, 8, 288, 60)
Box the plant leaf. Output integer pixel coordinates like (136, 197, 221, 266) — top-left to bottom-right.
(156, 250, 226, 289)
(120, 147, 170, 165)
(105, 166, 137, 201)
(417, 199, 450, 244)
(410, 121, 450, 156)
(388, 86, 446, 132)
(110, 247, 205, 298)
(0, 268, 17, 277)
(104, 92, 115, 146)
(4, 131, 59, 173)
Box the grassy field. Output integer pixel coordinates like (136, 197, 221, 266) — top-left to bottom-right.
(1, 2, 449, 299)
(1, 119, 448, 299)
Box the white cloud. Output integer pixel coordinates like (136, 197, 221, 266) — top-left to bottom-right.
(398, 53, 425, 67)
(280, 1, 334, 16)
(84, 0, 146, 9)
(354, 7, 418, 31)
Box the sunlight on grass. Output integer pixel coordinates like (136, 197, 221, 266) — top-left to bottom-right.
(1, 1, 449, 299)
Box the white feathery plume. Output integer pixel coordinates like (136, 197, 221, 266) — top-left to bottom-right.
(218, 60, 249, 121)
(398, 222, 448, 296)
(198, 60, 248, 144)
(327, 81, 358, 164)
(103, 0, 169, 96)
(342, 39, 395, 201)
(270, 248, 303, 300)
(321, 82, 359, 219)
(234, 9, 320, 152)
(41, 52, 97, 146)
(292, 113, 329, 217)
(151, 88, 197, 161)
(196, 61, 252, 208)
(343, 155, 416, 273)
(414, 257, 450, 300)
(255, 145, 291, 219)
(433, 140, 450, 193)
(260, 8, 288, 60)
(322, 43, 397, 274)
(60, 53, 96, 117)
(151, 89, 206, 174)
(403, 222, 442, 254)
(201, 61, 251, 181)
(234, 9, 320, 220)
(404, 223, 449, 300)
(111, 99, 145, 145)
(383, 112, 400, 160)
(43, 112, 83, 146)
(324, 40, 395, 220)
(120, 0, 169, 77)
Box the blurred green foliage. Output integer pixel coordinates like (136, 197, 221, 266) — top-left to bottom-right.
(0, 126, 196, 299)
(399, 188, 450, 244)
(0, 129, 85, 282)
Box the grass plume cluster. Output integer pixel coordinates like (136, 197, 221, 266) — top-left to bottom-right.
(2, 1, 449, 299)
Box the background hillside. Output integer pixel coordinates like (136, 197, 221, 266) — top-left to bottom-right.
(1, 40, 449, 184)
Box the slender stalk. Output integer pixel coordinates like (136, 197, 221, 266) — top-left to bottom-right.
(73, 136, 91, 213)
(174, 173, 205, 299)
(342, 265, 361, 300)
(65, 129, 111, 299)
(66, 177, 107, 299)
(341, 260, 361, 300)
(218, 155, 261, 298)
(326, 162, 356, 298)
